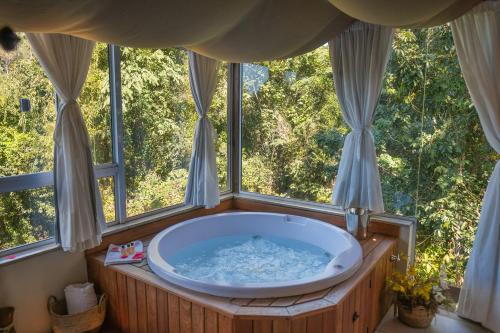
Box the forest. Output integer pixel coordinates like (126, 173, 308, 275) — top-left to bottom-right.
(1, 26, 498, 285)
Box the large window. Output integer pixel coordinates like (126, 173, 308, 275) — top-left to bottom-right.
(0, 37, 113, 250)
(240, 26, 499, 285)
(241, 45, 345, 202)
(375, 27, 498, 284)
(0, 41, 230, 253)
(120, 47, 228, 218)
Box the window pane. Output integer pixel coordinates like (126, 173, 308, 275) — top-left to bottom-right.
(376, 27, 499, 284)
(98, 177, 115, 223)
(80, 43, 112, 165)
(121, 48, 228, 217)
(0, 33, 55, 176)
(0, 186, 56, 251)
(241, 46, 345, 202)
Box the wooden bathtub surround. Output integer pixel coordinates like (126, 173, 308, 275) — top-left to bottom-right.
(87, 233, 397, 333)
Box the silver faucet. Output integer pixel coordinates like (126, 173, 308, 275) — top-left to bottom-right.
(344, 207, 370, 239)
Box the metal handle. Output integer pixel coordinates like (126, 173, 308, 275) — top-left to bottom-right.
(352, 311, 360, 322)
(390, 254, 400, 262)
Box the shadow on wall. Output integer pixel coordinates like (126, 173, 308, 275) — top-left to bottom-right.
(0, 250, 87, 333)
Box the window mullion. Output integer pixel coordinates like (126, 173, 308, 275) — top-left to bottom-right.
(109, 45, 127, 223)
(229, 63, 242, 195)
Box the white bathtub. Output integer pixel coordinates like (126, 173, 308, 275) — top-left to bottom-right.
(147, 212, 362, 298)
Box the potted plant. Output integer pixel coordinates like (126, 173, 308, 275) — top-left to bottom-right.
(388, 260, 447, 328)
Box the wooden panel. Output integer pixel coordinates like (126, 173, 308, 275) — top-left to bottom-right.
(306, 314, 323, 333)
(273, 319, 291, 333)
(168, 293, 180, 333)
(322, 310, 335, 333)
(147, 285, 158, 333)
(127, 277, 139, 333)
(235, 319, 253, 333)
(192, 303, 204, 333)
(204, 308, 218, 333)
(253, 319, 272, 333)
(116, 273, 130, 332)
(341, 291, 354, 333)
(104, 269, 119, 328)
(157, 290, 169, 333)
(291, 318, 306, 333)
(87, 259, 100, 292)
(333, 300, 343, 333)
(179, 298, 192, 332)
(218, 314, 233, 333)
(354, 280, 362, 333)
(136, 281, 148, 333)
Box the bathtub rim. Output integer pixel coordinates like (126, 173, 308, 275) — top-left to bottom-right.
(147, 211, 363, 298)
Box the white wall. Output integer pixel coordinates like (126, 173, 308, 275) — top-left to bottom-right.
(0, 249, 87, 333)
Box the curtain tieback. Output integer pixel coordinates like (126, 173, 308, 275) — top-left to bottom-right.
(60, 99, 79, 111)
(351, 127, 374, 160)
(351, 126, 372, 134)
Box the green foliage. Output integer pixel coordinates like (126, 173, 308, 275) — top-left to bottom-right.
(120, 47, 228, 216)
(241, 46, 345, 203)
(0, 35, 55, 249)
(0, 39, 229, 249)
(1, 27, 497, 288)
(240, 26, 498, 285)
(377, 27, 497, 284)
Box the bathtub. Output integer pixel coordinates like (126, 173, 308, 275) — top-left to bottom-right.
(147, 212, 362, 298)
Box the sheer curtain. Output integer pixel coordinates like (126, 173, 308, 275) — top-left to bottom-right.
(329, 22, 393, 214)
(451, 2, 500, 331)
(27, 33, 104, 252)
(184, 51, 220, 208)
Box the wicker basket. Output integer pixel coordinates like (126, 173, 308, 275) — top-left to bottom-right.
(48, 294, 106, 333)
(396, 302, 435, 328)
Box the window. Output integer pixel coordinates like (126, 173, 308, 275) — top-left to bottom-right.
(120, 47, 229, 218)
(1, 42, 231, 253)
(239, 27, 498, 285)
(0, 39, 114, 251)
(0, 34, 56, 251)
(240, 45, 345, 203)
(79, 43, 116, 223)
(375, 26, 498, 284)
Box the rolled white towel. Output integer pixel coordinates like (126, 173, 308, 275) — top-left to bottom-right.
(64, 282, 98, 315)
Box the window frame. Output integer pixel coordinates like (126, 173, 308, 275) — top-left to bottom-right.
(0, 45, 234, 256)
(1, 48, 415, 263)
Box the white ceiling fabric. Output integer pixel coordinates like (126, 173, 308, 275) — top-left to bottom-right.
(327, 0, 482, 27)
(0, 0, 353, 62)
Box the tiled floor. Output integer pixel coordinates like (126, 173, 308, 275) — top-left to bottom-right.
(376, 307, 492, 333)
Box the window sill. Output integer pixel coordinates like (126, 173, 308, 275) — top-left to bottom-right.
(0, 242, 60, 267)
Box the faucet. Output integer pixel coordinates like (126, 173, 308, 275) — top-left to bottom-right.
(344, 207, 370, 239)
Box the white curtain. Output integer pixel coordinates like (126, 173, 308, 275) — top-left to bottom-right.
(184, 51, 220, 209)
(27, 34, 104, 252)
(329, 22, 393, 214)
(451, 2, 500, 331)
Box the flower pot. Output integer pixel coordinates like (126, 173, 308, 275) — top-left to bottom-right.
(397, 303, 435, 328)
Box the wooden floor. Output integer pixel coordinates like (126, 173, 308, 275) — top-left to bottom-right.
(88, 233, 397, 333)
